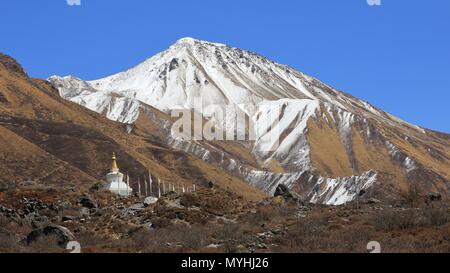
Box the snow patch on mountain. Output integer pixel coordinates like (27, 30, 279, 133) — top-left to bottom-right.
(386, 141, 418, 173)
(253, 99, 319, 169)
(308, 171, 378, 205)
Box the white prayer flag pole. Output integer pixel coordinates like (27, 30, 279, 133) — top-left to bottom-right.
(127, 173, 130, 196)
(158, 178, 162, 198)
(149, 171, 153, 196)
(138, 177, 141, 196)
(144, 178, 148, 197)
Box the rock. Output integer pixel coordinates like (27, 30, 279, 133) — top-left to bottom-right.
(257, 232, 272, 240)
(274, 184, 304, 204)
(274, 184, 293, 198)
(271, 229, 281, 235)
(90, 182, 107, 193)
(143, 197, 159, 207)
(62, 216, 74, 222)
(22, 198, 48, 213)
(26, 225, 75, 247)
(121, 203, 145, 217)
(366, 198, 382, 205)
(0, 205, 19, 220)
(295, 211, 307, 219)
(428, 192, 442, 202)
(24, 213, 50, 229)
(256, 243, 267, 249)
(206, 244, 220, 249)
(129, 203, 145, 210)
(79, 207, 91, 217)
(78, 196, 97, 209)
(55, 200, 72, 212)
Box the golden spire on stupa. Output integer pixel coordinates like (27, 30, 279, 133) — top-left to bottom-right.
(111, 152, 119, 171)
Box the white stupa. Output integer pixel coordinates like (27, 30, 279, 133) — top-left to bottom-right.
(106, 153, 133, 196)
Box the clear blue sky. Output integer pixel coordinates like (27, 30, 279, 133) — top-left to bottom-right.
(1, 0, 449, 132)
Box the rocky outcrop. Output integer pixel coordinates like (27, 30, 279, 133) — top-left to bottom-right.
(0, 53, 27, 76)
(144, 197, 159, 207)
(77, 196, 97, 210)
(26, 225, 75, 247)
(274, 184, 304, 204)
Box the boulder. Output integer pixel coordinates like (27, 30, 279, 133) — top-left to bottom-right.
(55, 200, 72, 212)
(78, 196, 97, 209)
(129, 203, 145, 210)
(62, 216, 75, 222)
(79, 207, 91, 217)
(26, 225, 75, 247)
(90, 182, 107, 193)
(144, 197, 159, 207)
(428, 192, 442, 202)
(24, 213, 50, 229)
(206, 244, 220, 249)
(22, 198, 48, 213)
(274, 184, 304, 204)
(274, 184, 293, 198)
(366, 198, 382, 205)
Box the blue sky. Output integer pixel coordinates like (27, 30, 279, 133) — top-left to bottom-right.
(1, 0, 449, 132)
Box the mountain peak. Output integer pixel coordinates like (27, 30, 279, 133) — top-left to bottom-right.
(175, 37, 198, 44)
(173, 37, 227, 48)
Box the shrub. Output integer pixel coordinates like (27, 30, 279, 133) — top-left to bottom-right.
(371, 209, 418, 231)
(0, 233, 18, 252)
(182, 224, 209, 250)
(422, 207, 449, 226)
(24, 234, 63, 253)
(242, 206, 279, 226)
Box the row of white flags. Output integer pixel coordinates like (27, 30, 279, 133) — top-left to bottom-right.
(125, 171, 196, 197)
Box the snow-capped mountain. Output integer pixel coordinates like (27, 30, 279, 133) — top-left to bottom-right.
(49, 37, 450, 205)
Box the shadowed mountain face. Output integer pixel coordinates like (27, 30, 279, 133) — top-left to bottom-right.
(48, 38, 450, 204)
(0, 53, 265, 201)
